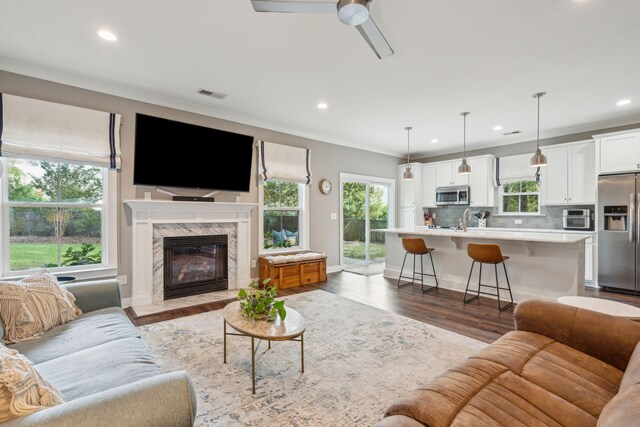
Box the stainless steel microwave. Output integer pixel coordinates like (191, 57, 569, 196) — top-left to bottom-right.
(563, 209, 591, 230)
(436, 186, 470, 206)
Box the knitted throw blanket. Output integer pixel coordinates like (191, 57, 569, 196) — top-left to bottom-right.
(0, 345, 63, 422)
(0, 271, 82, 344)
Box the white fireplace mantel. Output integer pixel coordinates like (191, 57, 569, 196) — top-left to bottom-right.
(124, 200, 258, 307)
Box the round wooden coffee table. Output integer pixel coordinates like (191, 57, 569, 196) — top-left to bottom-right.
(223, 301, 306, 394)
(557, 296, 640, 320)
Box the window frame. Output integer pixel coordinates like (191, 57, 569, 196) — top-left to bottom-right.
(0, 157, 118, 280)
(258, 179, 309, 254)
(498, 179, 541, 216)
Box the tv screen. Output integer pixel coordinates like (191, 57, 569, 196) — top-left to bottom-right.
(133, 114, 254, 192)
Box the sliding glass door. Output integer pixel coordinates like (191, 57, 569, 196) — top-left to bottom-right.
(340, 174, 394, 273)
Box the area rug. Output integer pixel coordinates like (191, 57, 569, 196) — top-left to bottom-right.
(138, 290, 486, 426)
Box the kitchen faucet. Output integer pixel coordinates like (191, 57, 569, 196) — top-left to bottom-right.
(461, 208, 474, 232)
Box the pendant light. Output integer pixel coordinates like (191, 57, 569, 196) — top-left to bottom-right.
(458, 112, 471, 175)
(403, 126, 414, 180)
(530, 92, 548, 167)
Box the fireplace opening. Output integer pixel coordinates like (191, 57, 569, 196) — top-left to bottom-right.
(163, 235, 228, 299)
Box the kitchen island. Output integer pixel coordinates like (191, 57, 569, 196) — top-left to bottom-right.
(382, 227, 590, 302)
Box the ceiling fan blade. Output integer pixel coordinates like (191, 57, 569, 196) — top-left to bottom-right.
(356, 16, 394, 59)
(251, 0, 336, 13)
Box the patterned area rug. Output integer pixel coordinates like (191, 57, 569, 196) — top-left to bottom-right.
(138, 290, 486, 426)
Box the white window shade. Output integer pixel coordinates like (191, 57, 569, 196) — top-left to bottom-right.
(494, 153, 539, 186)
(0, 94, 122, 169)
(259, 140, 311, 184)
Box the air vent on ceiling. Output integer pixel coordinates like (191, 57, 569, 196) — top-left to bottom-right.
(502, 130, 522, 136)
(198, 89, 228, 100)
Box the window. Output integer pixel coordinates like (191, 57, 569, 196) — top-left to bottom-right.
(2, 158, 116, 276)
(499, 180, 540, 215)
(260, 180, 308, 252)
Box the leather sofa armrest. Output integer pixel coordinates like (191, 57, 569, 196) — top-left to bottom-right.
(64, 279, 122, 312)
(514, 299, 640, 371)
(373, 415, 426, 426)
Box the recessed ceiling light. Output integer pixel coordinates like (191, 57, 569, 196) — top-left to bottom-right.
(430, 139, 439, 144)
(317, 102, 328, 110)
(493, 125, 503, 131)
(617, 99, 631, 106)
(98, 30, 117, 42)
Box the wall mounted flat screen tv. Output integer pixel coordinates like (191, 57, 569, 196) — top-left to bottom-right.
(134, 114, 254, 192)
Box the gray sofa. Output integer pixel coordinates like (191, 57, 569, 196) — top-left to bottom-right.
(0, 279, 197, 426)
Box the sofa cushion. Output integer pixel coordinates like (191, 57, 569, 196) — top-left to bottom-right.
(385, 358, 597, 427)
(8, 307, 140, 364)
(34, 337, 161, 402)
(475, 331, 623, 417)
(0, 345, 63, 422)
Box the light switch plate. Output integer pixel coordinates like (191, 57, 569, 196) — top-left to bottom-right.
(330, 213, 338, 220)
(251, 259, 257, 268)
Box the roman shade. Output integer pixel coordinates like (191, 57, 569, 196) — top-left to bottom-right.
(494, 153, 540, 186)
(0, 94, 122, 169)
(259, 140, 311, 184)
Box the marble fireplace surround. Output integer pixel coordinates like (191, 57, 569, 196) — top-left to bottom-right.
(124, 200, 257, 307)
(153, 223, 236, 303)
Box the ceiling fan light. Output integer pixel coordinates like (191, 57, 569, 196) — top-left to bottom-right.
(337, 0, 370, 26)
(458, 158, 471, 175)
(403, 165, 414, 180)
(530, 147, 548, 167)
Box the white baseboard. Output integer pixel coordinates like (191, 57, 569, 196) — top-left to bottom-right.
(327, 265, 342, 274)
(121, 297, 132, 308)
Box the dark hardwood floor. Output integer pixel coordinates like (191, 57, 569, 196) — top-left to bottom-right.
(127, 272, 640, 343)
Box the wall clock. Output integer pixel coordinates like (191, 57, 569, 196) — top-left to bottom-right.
(319, 179, 332, 195)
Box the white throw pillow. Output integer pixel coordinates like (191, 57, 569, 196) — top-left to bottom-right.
(0, 345, 63, 422)
(0, 271, 82, 344)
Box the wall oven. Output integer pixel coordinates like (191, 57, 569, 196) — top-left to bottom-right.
(435, 186, 470, 206)
(563, 209, 591, 230)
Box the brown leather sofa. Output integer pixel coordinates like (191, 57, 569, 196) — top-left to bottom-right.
(375, 299, 640, 427)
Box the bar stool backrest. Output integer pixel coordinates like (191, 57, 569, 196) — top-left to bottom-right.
(402, 238, 428, 254)
(467, 243, 504, 263)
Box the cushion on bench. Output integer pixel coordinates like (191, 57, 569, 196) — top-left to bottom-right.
(262, 251, 326, 265)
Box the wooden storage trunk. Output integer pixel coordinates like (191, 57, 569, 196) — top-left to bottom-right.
(259, 252, 327, 289)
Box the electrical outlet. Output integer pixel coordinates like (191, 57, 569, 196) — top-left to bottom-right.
(432, 213, 437, 219)
(251, 259, 257, 268)
(330, 212, 337, 220)
(514, 219, 523, 225)
(116, 275, 127, 285)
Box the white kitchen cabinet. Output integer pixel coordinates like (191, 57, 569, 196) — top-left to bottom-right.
(585, 236, 594, 282)
(399, 207, 416, 228)
(596, 131, 640, 175)
(421, 163, 437, 208)
(469, 156, 495, 207)
(435, 160, 469, 187)
(398, 163, 423, 226)
(542, 141, 595, 205)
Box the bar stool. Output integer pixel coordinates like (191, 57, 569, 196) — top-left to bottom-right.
(463, 243, 513, 311)
(396, 238, 438, 293)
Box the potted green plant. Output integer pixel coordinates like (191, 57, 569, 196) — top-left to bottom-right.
(237, 278, 287, 321)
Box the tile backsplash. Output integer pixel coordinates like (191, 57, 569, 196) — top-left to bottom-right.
(424, 205, 595, 230)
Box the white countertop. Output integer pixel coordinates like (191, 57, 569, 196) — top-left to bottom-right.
(381, 227, 590, 244)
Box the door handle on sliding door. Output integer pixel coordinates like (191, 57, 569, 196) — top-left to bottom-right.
(637, 193, 640, 245)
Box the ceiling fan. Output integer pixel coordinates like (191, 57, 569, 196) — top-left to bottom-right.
(250, 0, 394, 59)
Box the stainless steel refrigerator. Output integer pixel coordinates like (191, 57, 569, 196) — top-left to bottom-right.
(598, 174, 640, 291)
